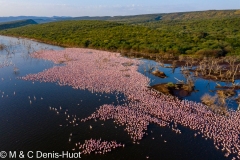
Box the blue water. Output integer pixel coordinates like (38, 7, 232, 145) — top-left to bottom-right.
(0, 35, 232, 159)
(138, 59, 240, 109)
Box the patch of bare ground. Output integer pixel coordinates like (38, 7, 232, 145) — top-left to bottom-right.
(152, 70, 167, 78)
(0, 44, 6, 50)
(151, 82, 196, 98)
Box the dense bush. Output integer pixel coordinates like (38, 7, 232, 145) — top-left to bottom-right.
(0, 17, 239, 56)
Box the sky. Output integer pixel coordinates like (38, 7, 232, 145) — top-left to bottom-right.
(0, 0, 239, 17)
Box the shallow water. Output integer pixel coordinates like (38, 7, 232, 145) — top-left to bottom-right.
(0, 35, 232, 159)
(138, 59, 240, 109)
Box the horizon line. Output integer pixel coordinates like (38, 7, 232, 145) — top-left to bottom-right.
(0, 9, 239, 18)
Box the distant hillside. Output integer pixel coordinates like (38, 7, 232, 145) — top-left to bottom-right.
(0, 19, 37, 30)
(112, 10, 240, 24)
(107, 10, 240, 24)
(0, 16, 40, 22)
(0, 16, 70, 23)
(34, 16, 111, 24)
(1, 20, 239, 56)
(0, 10, 239, 24)
(0, 16, 111, 24)
(160, 10, 240, 21)
(108, 14, 162, 24)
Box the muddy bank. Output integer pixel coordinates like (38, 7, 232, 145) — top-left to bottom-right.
(151, 83, 196, 98)
(152, 70, 167, 78)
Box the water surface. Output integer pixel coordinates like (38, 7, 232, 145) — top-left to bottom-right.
(0, 35, 231, 159)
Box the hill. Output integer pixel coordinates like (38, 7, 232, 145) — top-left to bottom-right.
(0, 19, 37, 30)
(0, 10, 239, 24)
(159, 10, 240, 21)
(0, 19, 239, 56)
(108, 10, 240, 24)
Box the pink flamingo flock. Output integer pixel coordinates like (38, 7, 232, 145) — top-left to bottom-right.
(81, 104, 168, 142)
(76, 138, 124, 155)
(20, 48, 240, 159)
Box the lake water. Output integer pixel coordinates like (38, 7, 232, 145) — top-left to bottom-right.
(0, 35, 234, 159)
